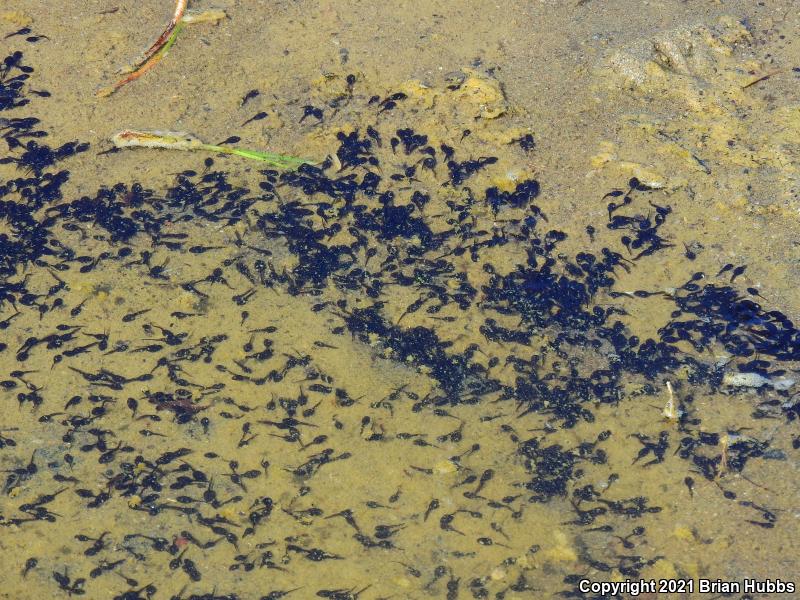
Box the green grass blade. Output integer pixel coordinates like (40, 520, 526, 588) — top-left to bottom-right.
(201, 144, 311, 168)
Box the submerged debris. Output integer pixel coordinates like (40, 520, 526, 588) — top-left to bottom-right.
(111, 129, 311, 168)
(96, 0, 227, 97)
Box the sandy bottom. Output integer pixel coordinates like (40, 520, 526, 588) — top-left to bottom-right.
(1, 1, 799, 599)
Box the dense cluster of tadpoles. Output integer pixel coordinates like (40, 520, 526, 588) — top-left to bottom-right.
(1, 40, 800, 600)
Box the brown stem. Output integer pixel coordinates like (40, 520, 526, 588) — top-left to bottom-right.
(135, 0, 188, 70)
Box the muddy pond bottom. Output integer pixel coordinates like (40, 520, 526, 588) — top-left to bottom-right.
(1, 3, 800, 600)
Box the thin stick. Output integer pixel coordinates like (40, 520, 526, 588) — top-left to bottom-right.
(137, 0, 188, 70)
(97, 21, 184, 98)
(742, 69, 785, 89)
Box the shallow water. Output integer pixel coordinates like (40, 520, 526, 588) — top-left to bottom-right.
(1, 2, 799, 599)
